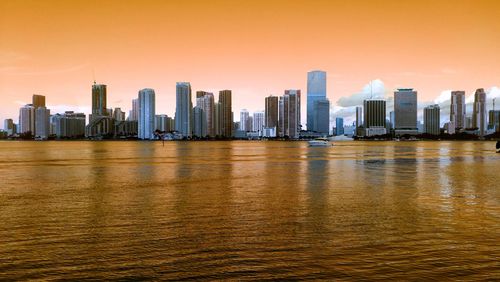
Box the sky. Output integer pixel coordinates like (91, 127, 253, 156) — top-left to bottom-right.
(1, 0, 500, 127)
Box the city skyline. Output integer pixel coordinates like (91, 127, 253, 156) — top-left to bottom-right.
(1, 0, 500, 125)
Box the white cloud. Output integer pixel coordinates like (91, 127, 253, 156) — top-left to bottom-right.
(336, 79, 386, 107)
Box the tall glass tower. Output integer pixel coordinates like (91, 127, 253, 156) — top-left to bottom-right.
(175, 82, 193, 137)
(138, 88, 155, 140)
(307, 70, 328, 133)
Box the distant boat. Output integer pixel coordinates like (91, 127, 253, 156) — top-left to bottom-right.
(308, 138, 331, 147)
(496, 141, 500, 153)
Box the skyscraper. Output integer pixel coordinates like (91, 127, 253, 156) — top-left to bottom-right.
(253, 111, 264, 132)
(450, 91, 466, 130)
(335, 117, 344, 136)
(113, 108, 125, 121)
(91, 82, 107, 119)
(196, 91, 215, 136)
(307, 70, 327, 131)
(265, 95, 279, 129)
(4, 119, 14, 135)
(424, 104, 440, 135)
(472, 88, 487, 136)
(363, 99, 386, 136)
(155, 114, 169, 132)
(128, 98, 139, 121)
(394, 88, 418, 135)
(280, 90, 301, 138)
(138, 88, 155, 140)
(35, 106, 50, 139)
(32, 94, 46, 109)
(175, 82, 192, 137)
(240, 109, 250, 131)
(488, 110, 500, 132)
(193, 106, 207, 137)
(313, 99, 330, 134)
(19, 104, 35, 134)
(218, 90, 233, 138)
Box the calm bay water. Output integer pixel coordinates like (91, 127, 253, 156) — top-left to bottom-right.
(0, 141, 499, 280)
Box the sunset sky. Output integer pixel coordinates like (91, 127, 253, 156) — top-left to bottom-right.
(1, 0, 499, 126)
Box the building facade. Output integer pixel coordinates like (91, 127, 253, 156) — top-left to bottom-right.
(450, 90, 466, 130)
(218, 90, 233, 138)
(138, 88, 155, 140)
(394, 88, 418, 135)
(175, 82, 192, 137)
(424, 104, 440, 135)
(472, 88, 487, 136)
(307, 70, 327, 131)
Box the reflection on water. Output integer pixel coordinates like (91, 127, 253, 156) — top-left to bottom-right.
(0, 141, 499, 280)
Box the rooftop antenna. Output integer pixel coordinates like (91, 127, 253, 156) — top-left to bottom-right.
(494, 98, 496, 112)
(92, 68, 96, 85)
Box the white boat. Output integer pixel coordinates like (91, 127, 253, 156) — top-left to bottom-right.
(496, 141, 500, 153)
(308, 138, 332, 147)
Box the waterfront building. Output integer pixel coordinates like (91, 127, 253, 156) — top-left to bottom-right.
(52, 112, 86, 138)
(424, 104, 440, 135)
(265, 95, 279, 130)
(128, 98, 139, 121)
(240, 109, 250, 131)
(488, 110, 500, 132)
(253, 111, 264, 133)
(278, 90, 301, 138)
(450, 90, 466, 130)
(35, 106, 50, 139)
(19, 104, 35, 134)
(85, 116, 114, 138)
(91, 82, 107, 120)
(390, 111, 395, 129)
(313, 99, 330, 134)
(175, 82, 192, 137)
(32, 94, 46, 109)
(114, 120, 138, 138)
(218, 90, 233, 138)
(335, 117, 344, 136)
(394, 88, 418, 135)
(113, 107, 126, 121)
(465, 117, 473, 129)
(155, 114, 169, 132)
(355, 106, 363, 136)
(4, 119, 14, 135)
(138, 88, 155, 140)
(363, 99, 386, 137)
(472, 88, 487, 136)
(193, 106, 207, 137)
(307, 70, 327, 131)
(262, 127, 277, 138)
(196, 91, 215, 136)
(445, 121, 456, 134)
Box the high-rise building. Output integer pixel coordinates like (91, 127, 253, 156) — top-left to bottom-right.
(253, 111, 264, 132)
(363, 99, 386, 136)
(4, 119, 14, 135)
(32, 94, 46, 109)
(356, 106, 363, 128)
(91, 82, 107, 119)
(138, 88, 155, 140)
(472, 88, 487, 136)
(335, 117, 344, 136)
(488, 110, 500, 132)
(307, 70, 327, 131)
(52, 112, 86, 138)
(389, 111, 395, 129)
(113, 107, 126, 121)
(155, 114, 169, 132)
(450, 91, 466, 130)
(128, 98, 139, 121)
(35, 107, 50, 139)
(19, 104, 35, 134)
(265, 95, 279, 129)
(279, 90, 301, 138)
(175, 82, 192, 137)
(193, 106, 207, 137)
(240, 109, 250, 131)
(196, 91, 215, 136)
(394, 88, 418, 135)
(424, 104, 440, 135)
(218, 90, 233, 138)
(313, 99, 330, 134)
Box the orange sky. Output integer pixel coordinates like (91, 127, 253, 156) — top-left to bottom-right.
(1, 0, 499, 124)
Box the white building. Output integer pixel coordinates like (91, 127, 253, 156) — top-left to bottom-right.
(138, 88, 156, 140)
(35, 106, 50, 139)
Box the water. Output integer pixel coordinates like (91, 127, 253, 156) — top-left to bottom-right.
(0, 141, 499, 280)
